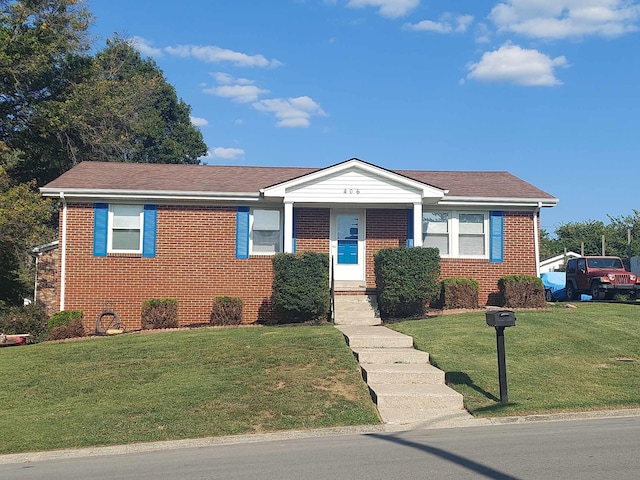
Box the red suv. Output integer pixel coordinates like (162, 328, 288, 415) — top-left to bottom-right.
(565, 256, 640, 301)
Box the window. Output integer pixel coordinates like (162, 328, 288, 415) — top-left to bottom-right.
(422, 211, 489, 258)
(94, 204, 156, 257)
(423, 212, 449, 255)
(459, 213, 485, 256)
(109, 205, 143, 253)
(251, 209, 282, 255)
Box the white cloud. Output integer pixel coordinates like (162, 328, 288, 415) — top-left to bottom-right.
(405, 14, 474, 33)
(213, 72, 254, 85)
(204, 73, 268, 103)
(253, 96, 327, 128)
(190, 116, 208, 127)
(130, 36, 163, 57)
(490, 0, 640, 39)
(164, 44, 282, 67)
(346, 0, 419, 18)
(204, 84, 269, 103)
(209, 147, 245, 160)
(475, 22, 492, 43)
(467, 43, 568, 86)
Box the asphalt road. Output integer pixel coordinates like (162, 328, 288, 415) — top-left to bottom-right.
(2, 416, 639, 479)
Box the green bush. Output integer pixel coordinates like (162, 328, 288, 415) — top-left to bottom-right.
(210, 296, 243, 326)
(436, 278, 480, 309)
(499, 275, 546, 308)
(47, 310, 84, 331)
(272, 252, 330, 324)
(48, 319, 86, 341)
(374, 247, 440, 319)
(47, 310, 86, 340)
(141, 298, 178, 329)
(0, 304, 48, 343)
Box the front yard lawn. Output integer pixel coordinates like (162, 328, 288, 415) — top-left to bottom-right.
(389, 302, 640, 416)
(0, 326, 379, 454)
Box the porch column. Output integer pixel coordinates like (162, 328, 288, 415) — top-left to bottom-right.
(283, 201, 294, 253)
(413, 202, 423, 247)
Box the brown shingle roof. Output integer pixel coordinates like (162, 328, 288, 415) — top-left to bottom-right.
(42, 161, 556, 200)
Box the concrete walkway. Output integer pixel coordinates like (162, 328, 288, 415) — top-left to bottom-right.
(335, 323, 477, 427)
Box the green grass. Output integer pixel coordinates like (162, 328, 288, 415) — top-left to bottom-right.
(389, 302, 640, 417)
(0, 326, 380, 454)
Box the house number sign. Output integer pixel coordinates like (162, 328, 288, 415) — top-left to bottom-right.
(343, 189, 360, 194)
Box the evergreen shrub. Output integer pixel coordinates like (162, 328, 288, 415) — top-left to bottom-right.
(210, 296, 243, 326)
(141, 298, 178, 329)
(499, 275, 546, 308)
(374, 247, 440, 318)
(272, 252, 330, 324)
(437, 278, 480, 309)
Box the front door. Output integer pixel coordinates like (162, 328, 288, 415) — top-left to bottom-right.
(331, 210, 365, 281)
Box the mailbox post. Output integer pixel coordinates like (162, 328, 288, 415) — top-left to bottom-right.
(485, 310, 516, 404)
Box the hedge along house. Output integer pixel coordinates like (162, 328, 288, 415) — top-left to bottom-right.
(40, 158, 558, 330)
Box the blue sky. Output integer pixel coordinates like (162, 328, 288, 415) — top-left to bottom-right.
(87, 0, 640, 233)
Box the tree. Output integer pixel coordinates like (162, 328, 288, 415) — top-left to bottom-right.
(0, 155, 52, 306)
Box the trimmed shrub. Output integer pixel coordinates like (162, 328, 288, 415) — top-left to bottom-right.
(437, 278, 480, 309)
(141, 298, 178, 329)
(272, 252, 330, 324)
(210, 296, 243, 326)
(0, 304, 48, 343)
(499, 275, 546, 308)
(47, 310, 85, 340)
(374, 247, 440, 319)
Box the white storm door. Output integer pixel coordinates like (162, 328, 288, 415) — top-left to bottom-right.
(331, 210, 365, 281)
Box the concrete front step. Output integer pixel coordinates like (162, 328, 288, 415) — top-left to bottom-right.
(369, 383, 464, 410)
(362, 363, 444, 385)
(333, 295, 380, 326)
(335, 325, 413, 348)
(351, 347, 431, 364)
(333, 316, 382, 326)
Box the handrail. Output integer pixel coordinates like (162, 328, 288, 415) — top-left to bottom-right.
(330, 255, 335, 323)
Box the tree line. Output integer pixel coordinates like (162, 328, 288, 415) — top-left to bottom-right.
(1, 0, 206, 307)
(540, 211, 640, 262)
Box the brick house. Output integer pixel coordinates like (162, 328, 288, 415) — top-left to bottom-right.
(40, 158, 557, 330)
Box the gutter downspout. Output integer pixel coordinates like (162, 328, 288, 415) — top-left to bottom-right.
(33, 254, 39, 304)
(533, 202, 542, 277)
(60, 193, 67, 312)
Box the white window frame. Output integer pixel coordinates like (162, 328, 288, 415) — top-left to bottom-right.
(108, 204, 144, 254)
(423, 210, 489, 259)
(249, 208, 283, 255)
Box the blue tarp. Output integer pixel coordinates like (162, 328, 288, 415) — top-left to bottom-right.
(540, 272, 592, 301)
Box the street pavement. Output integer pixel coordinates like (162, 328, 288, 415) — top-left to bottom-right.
(1, 412, 640, 479)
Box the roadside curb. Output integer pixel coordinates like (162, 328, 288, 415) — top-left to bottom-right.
(2, 408, 640, 465)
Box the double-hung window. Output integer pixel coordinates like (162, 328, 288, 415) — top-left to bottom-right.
(423, 211, 489, 259)
(422, 212, 449, 255)
(109, 204, 144, 253)
(251, 209, 282, 255)
(458, 213, 485, 256)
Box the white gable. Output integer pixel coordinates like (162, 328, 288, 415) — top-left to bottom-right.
(262, 159, 445, 204)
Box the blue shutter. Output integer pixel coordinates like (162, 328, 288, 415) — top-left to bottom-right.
(407, 209, 414, 247)
(236, 207, 250, 259)
(292, 208, 297, 253)
(490, 211, 504, 263)
(142, 205, 157, 258)
(93, 203, 108, 257)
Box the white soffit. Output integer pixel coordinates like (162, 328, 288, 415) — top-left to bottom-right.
(262, 159, 445, 203)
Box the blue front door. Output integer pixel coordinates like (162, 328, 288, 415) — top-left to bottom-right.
(337, 214, 359, 265)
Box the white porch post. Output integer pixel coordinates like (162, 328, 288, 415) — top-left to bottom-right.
(283, 201, 294, 253)
(413, 202, 423, 247)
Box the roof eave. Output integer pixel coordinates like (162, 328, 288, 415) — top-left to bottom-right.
(438, 196, 559, 208)
(40, 188, 261, 202)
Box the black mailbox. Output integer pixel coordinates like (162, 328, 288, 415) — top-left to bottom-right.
(486, 310, 516, 327)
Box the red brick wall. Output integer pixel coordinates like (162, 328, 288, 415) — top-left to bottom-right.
(57, 205, 537, 330)
(439, 212, 537, 305)
(60, 204, 275, 330)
